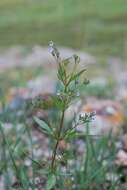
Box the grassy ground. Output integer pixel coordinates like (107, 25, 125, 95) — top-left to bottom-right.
(0, 0, 127, 57)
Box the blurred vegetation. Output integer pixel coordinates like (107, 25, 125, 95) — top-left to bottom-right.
(0, 66, 43, 95)
(0, 0, 127, 57)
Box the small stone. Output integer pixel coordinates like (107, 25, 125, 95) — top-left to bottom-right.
(116, 150, 127, 166)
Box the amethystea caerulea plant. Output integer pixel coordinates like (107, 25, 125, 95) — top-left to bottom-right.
(34, 42, 94, 190)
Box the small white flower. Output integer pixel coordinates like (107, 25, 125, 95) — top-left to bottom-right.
(56, 91, 61, 96)
(76, 91, 80, 97)
(49, 41, 54, 47)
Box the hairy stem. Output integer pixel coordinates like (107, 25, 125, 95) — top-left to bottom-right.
(51, 109, 65, 171)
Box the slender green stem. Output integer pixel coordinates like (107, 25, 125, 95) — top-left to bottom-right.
(84, 123, 90, 178)
(51, 108, 65, 172)
(51, 81, 68, 172)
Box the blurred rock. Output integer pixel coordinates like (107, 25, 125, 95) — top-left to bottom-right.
(0, 46, 96, 70)
(58, 140, 70, 151)
(7, 87, 31, 102)
(91, 77, 108, 87)
(27, 75, 56, 94)
(22, 46, 96, 67)
(7, 75, 56, 103)
(116, 71, 127, 102)
(116, 150, 127, 166)
(9, 96, 26, 110)
(121, 134, 127, 151)
(116, 87, 127, 102)
(0, 47, 23, 70)
(117, 72, 127, 86)
(0, 176, 4, 190)
(118, 184, 127, 190)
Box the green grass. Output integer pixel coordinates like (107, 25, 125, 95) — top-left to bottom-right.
(0, 119, 119, 189)
(0, 0, 127, 57)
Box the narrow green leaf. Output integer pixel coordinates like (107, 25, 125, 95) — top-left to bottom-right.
(34, 117, 53, 135)
(71, 68, 86, 81)
(62, 57, 71, 67)
(39, 168, 50, 175)
(65, 130, 79, 139)
(67, 68, 86, 85)
(46, 173, 56, 190)
(57, 63, 66, 83)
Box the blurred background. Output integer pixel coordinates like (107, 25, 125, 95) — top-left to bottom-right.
(0, 0, 127, 57)
(0, 0, 127, 132)
(1, 0, 127, 130)
(0, 1, 127, 189)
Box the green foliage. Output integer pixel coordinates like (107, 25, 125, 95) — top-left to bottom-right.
(80, 83, 114, 98)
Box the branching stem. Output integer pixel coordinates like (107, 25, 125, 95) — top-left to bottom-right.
(51, 84, 67, 172)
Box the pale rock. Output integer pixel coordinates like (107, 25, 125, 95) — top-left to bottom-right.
(116, 150, 127, 166)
